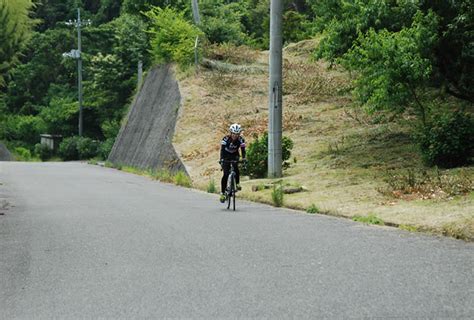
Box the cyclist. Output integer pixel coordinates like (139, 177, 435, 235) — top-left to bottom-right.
(219, 123, 246, 203)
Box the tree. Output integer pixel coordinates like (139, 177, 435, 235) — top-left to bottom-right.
(144, 6, 203, 68)
(312, 0, 473, 103)
(122, 0, 188, 15)
(4, 28, 75, 114)
(343, 11, 439, 124)
(0, 0, 36, 86)
(200, 0, 249, 45)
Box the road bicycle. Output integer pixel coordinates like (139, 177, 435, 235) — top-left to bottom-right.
(220, 160, 246, 211)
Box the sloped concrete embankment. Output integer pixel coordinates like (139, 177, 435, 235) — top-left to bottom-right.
(108, 64, 187, 174)
(0, 143, 12, 161)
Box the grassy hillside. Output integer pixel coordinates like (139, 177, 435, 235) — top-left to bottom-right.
(174, 40, 474, 240)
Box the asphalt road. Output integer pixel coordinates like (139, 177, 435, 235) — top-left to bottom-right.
(1, 162, 473, 319)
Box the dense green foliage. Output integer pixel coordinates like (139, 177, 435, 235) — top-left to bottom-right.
(314, 0, 473, 106)
(58, 136, 99, 160)
(343, 10, 438, 119)
(244, 132, 294, 178)
(144, 6, 203, 68)
(0, 0, 36, 86)
(34, 142, 53, 161)
(416, 111, 474, 168)
(312, 0, 473, 167)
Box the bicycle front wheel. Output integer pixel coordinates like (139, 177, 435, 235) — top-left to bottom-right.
(227, 174, 234, 210)
(232, 189, 236, 211)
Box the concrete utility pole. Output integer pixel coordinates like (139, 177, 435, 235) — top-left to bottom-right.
(76, 8, 84, 136)
(137, 60, 143, 89)
(64, 9, 91, 136)
(191, 0, 200, 69)
(268, 0, 283, 178)
(191, 0, 201, 25)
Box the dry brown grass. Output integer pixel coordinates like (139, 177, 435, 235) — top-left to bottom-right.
(283, 60, 351, 104)
(173, 41, 474, 241)
(204, 43, 261, 65)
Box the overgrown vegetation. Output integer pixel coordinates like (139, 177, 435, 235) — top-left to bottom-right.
(174, 170, 192, 187)
(144, 6, 203, 69)
(271, 183, 284, 207)
(306, 204, 320, 214)
(207, 178, 216, 193)
(416, 110, 474, 168)
(380, 168, 473, 200)
(352, 214, 385, 226)
(244, 132, 294, 178)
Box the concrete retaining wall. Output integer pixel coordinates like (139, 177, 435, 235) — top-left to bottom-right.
(0, 143, 12, 161)
(108, 64, 186, 174)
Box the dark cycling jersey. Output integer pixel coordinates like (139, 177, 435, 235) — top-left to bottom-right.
(220, 135, 246, 159)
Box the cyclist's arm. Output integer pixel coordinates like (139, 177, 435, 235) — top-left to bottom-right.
(240, 138, 246, 159)
(220, 137, 227, 160)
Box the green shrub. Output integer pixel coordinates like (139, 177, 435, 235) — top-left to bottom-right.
(282, 10, 311, 44)
(153, 168, 174, 183)
(306, 204, 320, 214)
(174, 171, 192, 187)
(98, 138, 115, 160)
(2, 115, 46, 145)
(59, 136, 99, 161)
(271, 183, 284, 207)
(200, 1, 248, 45)
(76, 137, 99, 159)
(34, 143, 53, 161)
(207, 178, 217, 193)
(416, 110, 474, 168)
(13, 147, 32, 161)
(244, 132, 294, 178)
(144, 6, 203, 69)
(353, 214, 384, 225)
(59, 137, 80, 160)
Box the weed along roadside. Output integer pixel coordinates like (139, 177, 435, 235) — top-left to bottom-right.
(94, 160, 473, 242)
(98, 161, 193, 188)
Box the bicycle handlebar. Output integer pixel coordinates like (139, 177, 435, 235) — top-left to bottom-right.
(219, 159, 247, 164)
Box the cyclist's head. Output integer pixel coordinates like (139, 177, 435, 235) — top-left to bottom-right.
(229, 123, 242, 135)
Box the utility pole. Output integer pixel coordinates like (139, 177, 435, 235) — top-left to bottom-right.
(268, 0, 283, 178)
(137, 60, 143, 89)
(76, 8, 83, 136)
(64, 9, 91, 136)
(191, 0, 201, 69)
(191, 0, 201, 25)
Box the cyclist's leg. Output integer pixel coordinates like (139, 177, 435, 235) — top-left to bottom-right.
(234, 162, 241, 190)
(221, 162, 230, 194)
(220, 162, 230, 202)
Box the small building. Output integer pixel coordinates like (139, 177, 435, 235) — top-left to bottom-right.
(40, 134, 62, 151)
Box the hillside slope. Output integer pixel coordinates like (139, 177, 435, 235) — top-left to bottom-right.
(173, 41, 474, 240)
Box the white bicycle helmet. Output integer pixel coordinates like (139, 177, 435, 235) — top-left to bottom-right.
(229, 123, 242, 134)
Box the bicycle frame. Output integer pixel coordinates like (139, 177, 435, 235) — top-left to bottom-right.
(221, 160, 244, 211)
